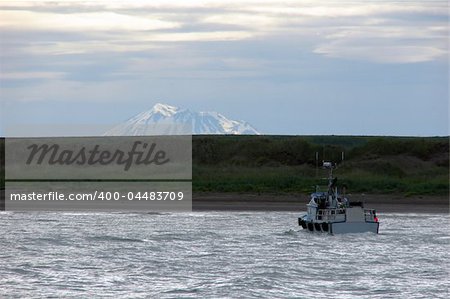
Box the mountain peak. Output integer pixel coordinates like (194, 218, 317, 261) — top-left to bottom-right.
(152, 103, 179, 116)
(105, 103, 260, 135)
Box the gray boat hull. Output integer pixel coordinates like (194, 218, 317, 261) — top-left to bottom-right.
(331, 221, 379, 234)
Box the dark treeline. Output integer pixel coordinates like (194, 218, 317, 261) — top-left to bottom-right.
(192, 135, 449, 195)
(193, 135, 449, 166)
(1, 136, 448, 195)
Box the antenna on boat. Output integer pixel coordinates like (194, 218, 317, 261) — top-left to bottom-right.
(315, 151, 319, 178)
(339, 151, 346, 197)
(322, 161, 334, 179)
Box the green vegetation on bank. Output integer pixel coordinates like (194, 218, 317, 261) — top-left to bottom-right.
(193, 135, 449, 196)
(0, 135, 448, 196)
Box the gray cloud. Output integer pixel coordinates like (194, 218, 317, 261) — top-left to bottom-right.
(0, 1, 448, 136)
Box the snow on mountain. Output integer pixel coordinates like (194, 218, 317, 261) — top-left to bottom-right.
(104, 103, 260, 135)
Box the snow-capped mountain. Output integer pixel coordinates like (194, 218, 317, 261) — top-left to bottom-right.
(104, 103, 260, 135)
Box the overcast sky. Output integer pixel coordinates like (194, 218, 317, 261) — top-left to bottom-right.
(0, 0, 448, 136)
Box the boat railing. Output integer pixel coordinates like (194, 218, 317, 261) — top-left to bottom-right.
(364, 209, 377, 222)
(316, 208, 346, 222)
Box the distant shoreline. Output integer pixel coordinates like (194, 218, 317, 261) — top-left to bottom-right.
(193, 192, 449, 213)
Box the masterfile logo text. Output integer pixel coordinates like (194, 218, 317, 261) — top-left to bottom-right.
(6, 136, 191, 180)
(25, 141, 170, 171)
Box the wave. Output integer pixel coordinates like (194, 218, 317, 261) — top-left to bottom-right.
(86, 236, 146, 243)
(282, 229, 299, 236)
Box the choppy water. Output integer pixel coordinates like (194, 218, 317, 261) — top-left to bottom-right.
(0, 211, 449, 298)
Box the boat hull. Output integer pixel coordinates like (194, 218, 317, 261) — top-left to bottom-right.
(299, 218, 379, 234)
(331, 222, 379, 234)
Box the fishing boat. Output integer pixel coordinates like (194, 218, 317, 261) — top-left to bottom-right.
(298, 162, 379, 234)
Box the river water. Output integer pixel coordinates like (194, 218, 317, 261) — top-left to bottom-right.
(0, 211, 448, 298)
